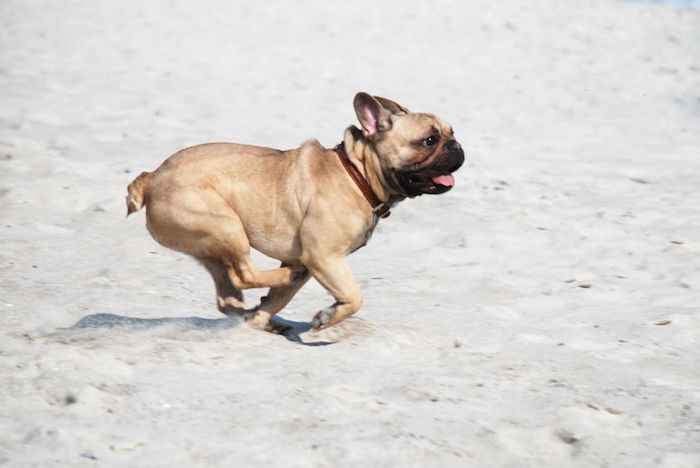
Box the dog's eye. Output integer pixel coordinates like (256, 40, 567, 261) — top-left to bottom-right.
(423, 135, 440, 147)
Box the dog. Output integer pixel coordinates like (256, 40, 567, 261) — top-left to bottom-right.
(126, 92, 464, 333)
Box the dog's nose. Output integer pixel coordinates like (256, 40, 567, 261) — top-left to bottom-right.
(446, 140, 465, 172)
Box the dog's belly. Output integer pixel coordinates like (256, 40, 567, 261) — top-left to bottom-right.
(243, 217, 303, 263)
(248, 235, 303, 264)
(232, 198, 306, 263)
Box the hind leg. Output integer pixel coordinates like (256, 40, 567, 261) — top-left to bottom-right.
(246, 262, 310, 331)
(146, 190, 303, 291)
(198, 257, 246, 316)
(197, 203, 303, 291)
(225, 256, 306, 291)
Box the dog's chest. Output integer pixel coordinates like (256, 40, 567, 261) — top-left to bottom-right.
(350, 217, 379, 254)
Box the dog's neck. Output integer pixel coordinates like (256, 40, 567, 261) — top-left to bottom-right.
(342, 126, 405, 208)
(335, 141, 390, 219)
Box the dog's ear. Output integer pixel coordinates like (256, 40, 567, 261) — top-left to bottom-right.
(354, 92, 393, 138)
(374, 96, 409, 115)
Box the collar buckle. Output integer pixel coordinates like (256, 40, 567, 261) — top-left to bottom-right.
(373, 203, 391, 218)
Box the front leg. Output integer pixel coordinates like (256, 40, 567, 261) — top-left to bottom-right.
(305, 256, 363, 331)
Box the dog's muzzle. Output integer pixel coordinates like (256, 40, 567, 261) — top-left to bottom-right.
(395, 140, 465, 197)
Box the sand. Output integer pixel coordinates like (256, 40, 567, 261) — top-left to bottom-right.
(1, 0, 699, 466)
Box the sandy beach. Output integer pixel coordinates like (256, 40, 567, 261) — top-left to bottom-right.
(1, 0, 699, 466)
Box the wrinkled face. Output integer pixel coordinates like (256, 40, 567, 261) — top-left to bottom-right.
(373, 113, 465, 197)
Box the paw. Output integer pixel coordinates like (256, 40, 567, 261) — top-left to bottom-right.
(311, 307, 334, 330)
(243, 308, 271, 330)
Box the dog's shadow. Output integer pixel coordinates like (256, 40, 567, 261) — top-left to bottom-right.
(66, 313, 333, 346)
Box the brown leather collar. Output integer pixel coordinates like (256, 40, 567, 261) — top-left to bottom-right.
(334, 142, 390, 219)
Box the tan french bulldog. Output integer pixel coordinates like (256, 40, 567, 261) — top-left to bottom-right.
(126, 92, 464, 333)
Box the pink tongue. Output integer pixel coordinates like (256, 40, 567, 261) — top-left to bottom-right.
(432, 174, 455, 187)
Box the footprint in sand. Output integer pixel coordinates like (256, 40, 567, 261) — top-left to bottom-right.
(301, 317, 379, 343)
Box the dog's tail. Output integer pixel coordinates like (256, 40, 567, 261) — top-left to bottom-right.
(126, 171, 153, 216)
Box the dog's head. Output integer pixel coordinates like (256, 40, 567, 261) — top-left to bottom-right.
(353, 92, 465, 198)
